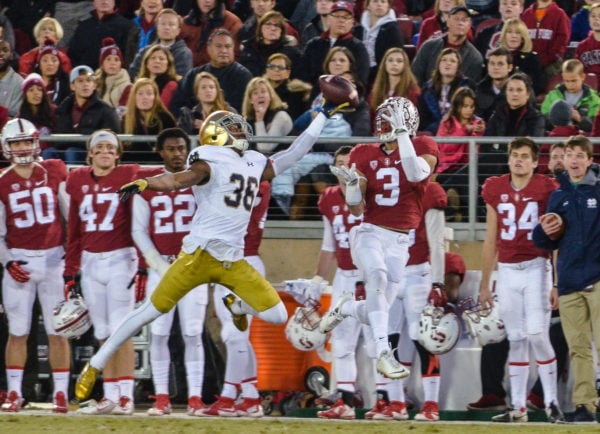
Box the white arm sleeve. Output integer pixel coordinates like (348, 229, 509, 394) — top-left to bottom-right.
(269, 112, 326, 176)
(345, 181, 363, 206)
(58, 181, 70, 221)
(320, 216, 336, 252)
(425, 208, 446, 283)
(0, 201, 9, 265)
(398, 134, 431, 182)
(132, 194, 170, 275)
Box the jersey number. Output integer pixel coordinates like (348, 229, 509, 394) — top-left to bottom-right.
(224, 174, 259, 211)
(498, 201, 538, 240)
(375, 167, 400, 206)
(150, 194, 196, 234)
(79, 193, 119, 232)
(9, 187, 56, 228)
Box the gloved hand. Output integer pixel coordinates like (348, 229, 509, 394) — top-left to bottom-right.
(319, 98, 355, 118)
(118, 179, 148, 202)
(306, 275, 325, 304)
(381, 107, 409, 139)
(329, 163, 361, 186)
(128, 268, 148, 302)
(6, 260, 30, 283)
(63, 275, 81, 299)
(428, 283, 448, 307)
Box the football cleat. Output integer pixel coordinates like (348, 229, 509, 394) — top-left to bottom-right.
(235, 397, 264, 417)
(372, 401, 408, 421)
(364, 399, 389, 420)
(222, 293, 248, 332)
(147, 394, 171, 416)
(526, 392, 544, 411)
(1, 391, 24, 412)
(111, 396, 134, 415)
(197, 396, 238, 417)
(545, 401, 565, 423)
(317, 398, 355, 420)
(187, 395, 205, 416)
(318, 291, 352, 333)
(77, 398, 117, 415)
(414, 400, 439, 421)
(75, 362, 100, 401)
(491, 407, 528, 423)
(52, 391, 68, 413)
(376, 350, 410, 379)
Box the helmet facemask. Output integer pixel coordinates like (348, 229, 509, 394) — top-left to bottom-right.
(201, 112, 253, 152)
(1, 119, 41, 165)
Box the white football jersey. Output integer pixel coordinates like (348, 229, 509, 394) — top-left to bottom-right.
(182, 146, 268, 261)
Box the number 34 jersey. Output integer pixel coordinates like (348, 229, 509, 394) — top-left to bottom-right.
(0, 159, 67, 250)
(182, 146, 268, 261)
(482, 173, 557, 263)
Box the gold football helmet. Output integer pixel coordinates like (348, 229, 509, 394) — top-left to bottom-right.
(199, 110, 253, 151)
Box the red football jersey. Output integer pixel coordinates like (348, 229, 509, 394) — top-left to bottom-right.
(350, 137, 439, 230)
(482, 173, 557, 263)
(407, 182, 447, 266)
(65, 164, 139, 275)
(244, 181, 271, 257)
(0, 159, 67, 250)
(318, 185, 363, 271)
(139, 167, 196, 256)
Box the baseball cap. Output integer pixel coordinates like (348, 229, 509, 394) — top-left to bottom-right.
(70, 65, 95, 84)
(448, 5, 472, 16)
(330, 1, 354, 15)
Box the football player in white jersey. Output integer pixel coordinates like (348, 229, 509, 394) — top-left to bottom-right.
(480, 137, 563, 423)
(0, 119, 70, 413)
(132, 128, 207, 416)
(75, 98, 349, 401)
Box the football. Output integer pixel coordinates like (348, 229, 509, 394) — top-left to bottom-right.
(319, 74, 360, 107)
(541, 212, 565, 240)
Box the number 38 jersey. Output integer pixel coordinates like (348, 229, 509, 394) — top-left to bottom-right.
(182, 146, 268, 261)
(482, 173, 557, 263)
(350, 136, 439, 230)
(0, 159, 67, 250)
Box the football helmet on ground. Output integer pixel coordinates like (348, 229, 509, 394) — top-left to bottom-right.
(417, 304, 461, 355)
(199, 110, 253, 152)
(52, 295, 92, 339)
(460, 297, 507, 346)
(285, 300, 327, 352)
(1, 118, 40, 164)
(375, 97, 420, 141)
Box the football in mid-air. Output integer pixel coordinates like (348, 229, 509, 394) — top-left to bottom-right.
(541, 212, 565, 240)
(319, 74, 359, 107)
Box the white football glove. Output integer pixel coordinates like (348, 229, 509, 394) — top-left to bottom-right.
(381, 109, 409, 138)
(329, 163, 361, 186)
(284, 277, 328, 305)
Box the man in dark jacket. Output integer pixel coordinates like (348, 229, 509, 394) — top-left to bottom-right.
(54, 65, 120, 164)
(476, 47, 513, 122)
(533, 135, 600, 424)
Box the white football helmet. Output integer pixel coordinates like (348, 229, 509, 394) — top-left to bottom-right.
(417, 304, 461, 355)
(52, 295, 92, 339)
(285, 302, 327, 352)
(375, 96, 420, 141)
(1, 118, 40, 164)
(460, 297, 507, 346)
(199, 110, 253, 152)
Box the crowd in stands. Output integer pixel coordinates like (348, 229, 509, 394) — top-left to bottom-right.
(1, 0, 600, 220)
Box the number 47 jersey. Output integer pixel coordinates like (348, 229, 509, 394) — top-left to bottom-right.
(482, 173, 557, 263)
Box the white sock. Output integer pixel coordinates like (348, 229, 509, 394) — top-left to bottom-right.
(119, 377, 135, 400)
(538, 358, 558, 407)
(386, 377, 406, 402)
(368, 310, 390, 356)
(6, 368, 23, 397)
(508, 363, 529, 410)
(422, 375, 440, 403)
(241, 378, 259, 399)
(221, 382, 238, 399)
(104, 379, 120, 402)
(52, 370, 70, 397)
(151, 360, 170, 395)
(185, 361, 204, 398)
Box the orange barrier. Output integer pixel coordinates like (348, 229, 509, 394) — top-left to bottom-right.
(250, 292, 331, 391)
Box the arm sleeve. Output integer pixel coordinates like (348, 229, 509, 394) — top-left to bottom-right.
(397, 134, 431, 182)
(131, 194, 170, 273)
(0, 201, 10, 265)
(425, 208, 446, 283)
(58, 181, 70, 221)
(320, 216, 336, 253)
(254, 111, 294, 154)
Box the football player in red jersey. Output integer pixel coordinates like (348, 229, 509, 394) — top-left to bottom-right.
(131, 128, 208, 417)
(0, 119, 71, 413)
(65, 129, 140, 415)
(480, 137, 563, 423)
(319, 97, 439, 381)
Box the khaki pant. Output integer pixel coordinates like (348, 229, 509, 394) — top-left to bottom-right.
(559, 281, 600, 413)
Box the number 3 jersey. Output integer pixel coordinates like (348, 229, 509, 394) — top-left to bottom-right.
(182, 146, 268, 262)
(482, 173, 557, 263)
(0, 159, 67, 251)
(349, 136, 439, 230)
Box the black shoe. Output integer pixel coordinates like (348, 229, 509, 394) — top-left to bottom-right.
(545, 401, 564, 423)
(564, 405, 596, 423)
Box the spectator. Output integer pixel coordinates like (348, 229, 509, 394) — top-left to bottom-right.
(169, 29, 253, 116)
(540, 59, 600, 133)
(54, 65, 120, 163)
(238, 0, 299, 44)
(368, 47, 421, 117)
(571, 0, 593, 43)
(0, 40, 23, 118)
(124, 0, 164, 67)
(436, 87, 484, 222)
(67, 0, 134, 70)
(242, 76, 293, 154)
(533, 135, 600, 423)
(576, 3, 600, 78)
(301, 1, 370, 91)
(18, 73, 56, 156)
(177, 71, 234, 134)
(473, 0, 524, 59)
(417, 0, 471, 49)
(129, 9, 193, 79)
(520, 0, 570, 77)
(497, 18, 546, 95)
(418, 47, 476, 134)
(475, 47, 514, 122)
(34, 38, 71, 106)
(18, 17, 72, 77)
(412, 5, 483, 86)
(239, 10, 302, 78)
(289, 0, 318, 36)
(301, 0, 333, 47)
(354, 0, 404, 84)
(263, 52, 312, 121)
(54, 0, 95, 50)
(4, 0, 52, 51)
(180, 0, 243, 67)
(94, 37, 132, 117)
(137, 45, 181, 109)
(121, 78, 176, 163)
(309, 45, 357, 101)
(546, 100, 584, 141)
